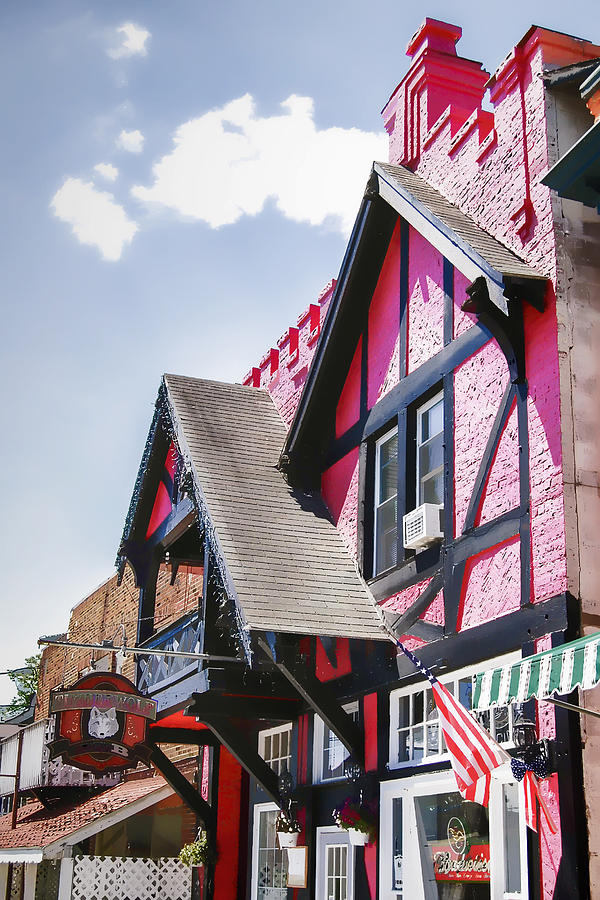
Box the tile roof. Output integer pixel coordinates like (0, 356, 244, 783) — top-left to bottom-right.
(0, 773, 169, 850)
(163, 374, 385, 641)
(375, 162, 542, 281)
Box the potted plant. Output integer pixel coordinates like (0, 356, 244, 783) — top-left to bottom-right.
(332, 799, 377, 846)
(179, 831, 216, 868)
(275, 811, 302, 848)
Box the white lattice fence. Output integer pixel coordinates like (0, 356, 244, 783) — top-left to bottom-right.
(71, 856, 191, 900)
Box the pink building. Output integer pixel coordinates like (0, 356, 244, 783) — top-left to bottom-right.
(109, 18, 600, 900)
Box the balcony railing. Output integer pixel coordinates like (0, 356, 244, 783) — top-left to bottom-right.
(0, 719, 119, 797)
(137, 611, 204, 700)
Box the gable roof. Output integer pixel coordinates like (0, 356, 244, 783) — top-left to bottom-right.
(374, 163, 544, 310)
(162, 374, 385, 641)
(284, 162, 545, 468)
(0, 773, 171, 856)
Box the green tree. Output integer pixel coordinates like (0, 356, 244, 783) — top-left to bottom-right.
(3, 653, 41, 718)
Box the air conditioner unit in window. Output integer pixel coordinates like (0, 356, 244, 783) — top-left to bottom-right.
(403, 503, 443, 550)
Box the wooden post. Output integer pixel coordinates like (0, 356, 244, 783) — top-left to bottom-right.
(10, 730, 24, 830)
(57, 848, 73, 900)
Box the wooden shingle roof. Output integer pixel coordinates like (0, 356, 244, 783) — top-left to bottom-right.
(163, 374, 385, 641)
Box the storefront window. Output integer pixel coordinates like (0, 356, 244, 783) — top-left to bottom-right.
(415, 792, 490, 899)
(380, 773, 527, 900)
(390, 656, 522, 770)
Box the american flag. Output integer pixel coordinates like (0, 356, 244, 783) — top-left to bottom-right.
(396, 639, 556, 834)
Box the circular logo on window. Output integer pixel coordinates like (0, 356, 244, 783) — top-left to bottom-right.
(447, 817, 469, 856)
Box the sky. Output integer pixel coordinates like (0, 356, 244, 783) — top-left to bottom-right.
(0, 0, 598, 705)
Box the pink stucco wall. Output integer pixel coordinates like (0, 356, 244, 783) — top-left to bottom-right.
(459, 537, 521, 630)
(407, 230, 445, 373)
(453, 340, 510, 536)
(477, 401, 519, 526)
(336, 336, 362, 438)
(367, 221, 401, 407)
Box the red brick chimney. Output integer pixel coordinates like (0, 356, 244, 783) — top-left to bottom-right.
(382, 18, 489, 167)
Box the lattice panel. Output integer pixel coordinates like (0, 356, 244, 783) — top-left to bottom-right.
(9, 864, 23, 900)
(71, 856, 191, 900)
(137, 613, 203, 695)
(35, 859, 60, 900)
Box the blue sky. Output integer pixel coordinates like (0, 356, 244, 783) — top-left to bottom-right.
(0, 0, 597, 703)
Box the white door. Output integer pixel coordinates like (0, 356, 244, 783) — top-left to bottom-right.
(316, 828, 354, 900)
(379, 771, 528, 900)
(251, 803, 288, 900)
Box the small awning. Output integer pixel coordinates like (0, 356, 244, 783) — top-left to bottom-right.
(472, 632, 600, 711)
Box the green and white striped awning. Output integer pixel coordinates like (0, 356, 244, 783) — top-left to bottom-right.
(472, 632, 600, 711)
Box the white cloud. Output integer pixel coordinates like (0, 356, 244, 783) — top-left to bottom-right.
(131, 94, 388, 234)
(51, 178, 138, 261)
(116, 129, 145, 154)
(94, 162, 119, 182)
(107, 23, 150, 59)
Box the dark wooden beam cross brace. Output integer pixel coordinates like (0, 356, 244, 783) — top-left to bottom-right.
(463, 277, 526, 384)
(201, 716, 282, 806)
(260, 633, 364, 767)
(149, 743, 215, 831)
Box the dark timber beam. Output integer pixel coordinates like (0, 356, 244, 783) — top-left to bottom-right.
(383, 573, 444, 639)
(201, 716, 282, 806)
(260, 634, 364, 766)
(187, 693, 301, 721)
(149, 743, 215, 831)
(463, 278, 526, 383)
(149, 727, 219, 746)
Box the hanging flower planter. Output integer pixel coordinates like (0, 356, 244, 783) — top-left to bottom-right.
(179, 831, 216, 868)
(347, 827, 369, 846)
(332, 799, 377, 845)
(275, 811, 302, 848)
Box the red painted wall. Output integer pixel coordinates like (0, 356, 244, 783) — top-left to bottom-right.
(214, 749, 243, 900)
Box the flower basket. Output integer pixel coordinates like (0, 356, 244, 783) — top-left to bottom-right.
(348, 827, 369, 846)
(277, 830, 300, 848)
(275, 811, 302, 849)
(332, 799, 376, 845)
(179, 831, 216, 867)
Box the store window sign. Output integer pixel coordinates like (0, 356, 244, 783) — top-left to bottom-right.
(417, 794, 490, 887)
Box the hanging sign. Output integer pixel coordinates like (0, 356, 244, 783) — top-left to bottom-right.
(48, 672, 157, 773)
(431, 817, 490, 883)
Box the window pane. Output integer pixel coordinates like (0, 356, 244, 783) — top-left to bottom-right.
(379, 436, 398, 503)
(421, 471, 443, 505)
(376, 497, 398, 573)
(418, 434, 443, 478)
(504, 782, 522, 893)
(412, 692, 424, 725)
(411, 726, 424, 761)
(397, 729, 409, 763)
(414, 792, 490, 896)
(397, 695, 409, 730)
(392, 797, 403, 893)
(421, 398, 443, 442)
(458, 678, 472, 711)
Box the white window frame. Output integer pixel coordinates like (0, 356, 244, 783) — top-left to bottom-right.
(313, 701, 359, 784)
(374, 426, 399, 575)
(379, 769, 528, 900)
(315, 826, 355, 900)
(250, 801, 288, 900)
(258, 723, 293, 776)
(389, 653, 521, 771)
(415, 391, 444, 507)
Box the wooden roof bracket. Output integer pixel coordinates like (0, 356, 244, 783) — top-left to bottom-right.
(148, 743, 216, 831)
(463, 276, 529, 384)
(260, 633, 365, 768)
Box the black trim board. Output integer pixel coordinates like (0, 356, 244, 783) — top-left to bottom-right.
(393, 593, 568, 681)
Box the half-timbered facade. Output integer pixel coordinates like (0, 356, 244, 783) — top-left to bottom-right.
(116, 18, 600, 900)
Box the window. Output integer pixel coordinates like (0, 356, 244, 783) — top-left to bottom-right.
(389, 655, 522, 770)
(416, 392, 444, 506)
(374, 428, 399, 575)
(379, 771, 528, 900)
(313, 702, 359, 783)
(251, 803, 288, 900)
(258, 724, 292, 776)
